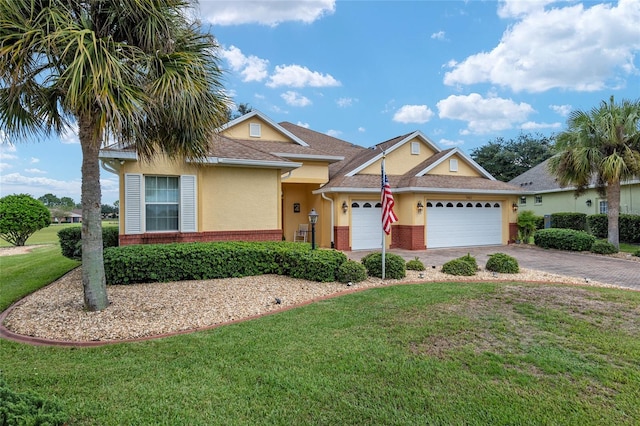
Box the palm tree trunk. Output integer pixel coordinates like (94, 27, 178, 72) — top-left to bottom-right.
(607, 180, 621, 249)
(79, 113, 109, 311)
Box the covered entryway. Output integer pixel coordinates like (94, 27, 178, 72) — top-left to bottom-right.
(426, 201, 502, 248)
(351, 201, 382, 250)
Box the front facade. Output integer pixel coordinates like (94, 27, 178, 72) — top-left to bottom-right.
(100, 111, 521, 250)
(510, 159, 640, 217)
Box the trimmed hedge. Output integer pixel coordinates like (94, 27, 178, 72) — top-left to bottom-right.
(534, 228, 596, 251)
(459, 253, 478, 271)
(361, 252, 406, 279)
(485, 253, 519, 274)
(534, 215, 545, 231)
(104, 242, 347, 284)
(58, 226, 119, 260)
(587, 214, 640, 243)
(590, 240, 618, 255)
(551, 212, 587, 231)
(406, 257, 425, 271)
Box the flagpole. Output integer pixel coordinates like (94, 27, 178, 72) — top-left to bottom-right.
(381, 153, 386, 280)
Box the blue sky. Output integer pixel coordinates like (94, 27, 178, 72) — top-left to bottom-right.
(1, 0, 639, 205)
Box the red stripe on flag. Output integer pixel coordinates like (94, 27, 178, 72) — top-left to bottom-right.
(381, 173, 398, 235)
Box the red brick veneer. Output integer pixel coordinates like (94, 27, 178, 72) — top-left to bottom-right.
(391, 225, 426, 250)
(119, 229, 282, 246)
(508, 222, 518, 243)
(333, 226, 350, 251)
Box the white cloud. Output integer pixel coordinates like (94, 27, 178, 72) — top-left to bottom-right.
(30, 157, 40, 164)
(281, 91, 312, 107)
(437, 93, 535, 134)
(60, 123, 79, 144)
(326, 129, 342, 137)
(520, 121, 562, 130)
(296, 121, 310, 128)
(0, 162, 11, 172)
(267, 65, 340, 88)
(337, 97, 356, 108)
(439, 138, 465, 147)
(220, 46, 269, 82)
(431, 31, 446, 40)
(392, 105, 434, 124)
(199, 0, 336, 26)
(358, 127, 366, 132)
(0, 173, 81, 199)
(445, 0, 640, 92)
(24, 168, 47, 174)
(550, 104, 572, 117)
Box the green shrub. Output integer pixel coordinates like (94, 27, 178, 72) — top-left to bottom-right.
(0, 376, 68, 425)
(361, 252, 406, 279)
(587, 214, 607, 238)
(517, 210, 538, 243)
(587, 214, 640, 243)
(534, 228, 596, 251)
(459, 253, 478, 271)
(336, 260, 368, 283)
(405, 257, 425, 271)
(58, 226, 119, 260)
(534, 215, 545, 231)
(441, 258, 476, 276)
(103, 242, 348, 284)
(0, 194, 51, 246)
(551, 212, 587, 231)
(485, 253, 519, 274)
(634, 249, 640, 257)
(590, 239, 618, 255)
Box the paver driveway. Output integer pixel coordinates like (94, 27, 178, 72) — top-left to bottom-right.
(345, 245, 640, 291)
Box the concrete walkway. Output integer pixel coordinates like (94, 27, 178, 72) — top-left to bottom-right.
(344, 245, 640, 291)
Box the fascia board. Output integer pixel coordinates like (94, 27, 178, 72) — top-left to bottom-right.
(313, 187, 380, 194)
(98, 150, 138, 160)
(216, 110, 310, 147)
(272, 153, 345, 163)
(395, 187, 522, 195)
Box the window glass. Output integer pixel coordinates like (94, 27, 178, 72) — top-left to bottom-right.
(145, 176, 179, 231)
(599, 201, 608, 214)
(535, 195, 542, 204)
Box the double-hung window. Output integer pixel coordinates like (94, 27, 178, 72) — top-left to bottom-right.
(145, 176, 179, 231)
(599, 200, 608, 214)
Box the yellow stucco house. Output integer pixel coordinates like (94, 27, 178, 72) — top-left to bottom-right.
(99, 111, 522, 250)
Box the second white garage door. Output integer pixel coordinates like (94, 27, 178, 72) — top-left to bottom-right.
(427, 201, 502, 248)
(351, 201, 382, 250)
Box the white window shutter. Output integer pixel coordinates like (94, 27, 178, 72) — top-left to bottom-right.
(180, 175, 197, 232)
(124, 174, 143, 234)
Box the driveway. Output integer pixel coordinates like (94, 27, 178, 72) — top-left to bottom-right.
(344, 245, 640, 291)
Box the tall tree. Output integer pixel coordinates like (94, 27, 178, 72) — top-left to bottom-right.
(549, 96, 640, 248)
(471, 133, 555, 182)
(1, 0, 229, 310)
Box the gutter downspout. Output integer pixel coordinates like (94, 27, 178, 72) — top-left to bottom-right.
(100, 159, 120, 175)
(321, 192, 335, 248)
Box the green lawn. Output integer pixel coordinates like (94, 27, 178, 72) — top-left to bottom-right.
(1, 281, 639, 425)
(619, 242, 640, 254)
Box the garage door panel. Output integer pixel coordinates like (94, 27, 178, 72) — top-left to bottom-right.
(427, 202, 501, 248)
(351, 201, 382, 250)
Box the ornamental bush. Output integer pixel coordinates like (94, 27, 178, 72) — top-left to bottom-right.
(406, 257, 425, 271)
(534, 228, 596, 251)
(587, 214, 640, 243)
(336, 260, 368, 283)
(0, 194, 51, 246)
(517, 210, 538, 243)
(58, 226, 119, 260)
(485, 253, 519, 274)
(551, 212, 587, 231)
(459, 253, 478, 271)
(590, 239, 618, 255)
(0, 376, 68, 425)
(361, 252, 406, 279)
(441, 258, 476, 276)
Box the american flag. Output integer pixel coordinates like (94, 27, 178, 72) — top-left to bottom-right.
(381, 165, 398, 235)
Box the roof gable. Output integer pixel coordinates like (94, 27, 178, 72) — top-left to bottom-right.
(415, 148, 495, 180)
(218, 110, 309, 147)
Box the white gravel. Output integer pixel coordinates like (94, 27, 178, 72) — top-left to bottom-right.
(2, 266, 616, 343)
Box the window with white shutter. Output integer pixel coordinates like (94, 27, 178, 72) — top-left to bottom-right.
(180, 175, 197, 232)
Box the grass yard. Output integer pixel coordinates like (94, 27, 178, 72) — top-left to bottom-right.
(1, 281, 639, 425)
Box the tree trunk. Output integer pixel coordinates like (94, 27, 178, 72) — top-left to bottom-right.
(79, 113, 109, 311)
(607, 180, 621, 249)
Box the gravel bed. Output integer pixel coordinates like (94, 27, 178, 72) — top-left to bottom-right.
(2, 266, 618, 343)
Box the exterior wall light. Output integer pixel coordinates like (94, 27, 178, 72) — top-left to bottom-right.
(512, 203, 519, 212)
(417, 201, 424, 213)
(586, 199, 592, 207)
(342, 201, 348, 213)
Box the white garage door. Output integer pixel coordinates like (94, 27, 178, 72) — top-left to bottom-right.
(427, 201, 502, 248)
(351, 201, 382, 250)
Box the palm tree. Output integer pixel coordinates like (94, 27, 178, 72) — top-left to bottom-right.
(0, 0, 229, 310)
(549, 96, 640, 249)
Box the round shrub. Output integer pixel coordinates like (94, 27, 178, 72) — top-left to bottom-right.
(485, 253, 519, 274)
(590, 239, 618, 255)
(337, 260, 368, 283)
(459, 253, 478, 271)
(406, 257, 425, 271)
(441, 258, 476, 276)
(534, 228, 596, 251)
(361, 252, 406, 279)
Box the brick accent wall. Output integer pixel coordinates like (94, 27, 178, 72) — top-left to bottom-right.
(391, 225, 425, 250)
(119, 229, 283, 246)
(333, 226, 350, 251)
(508, 222, 518, 243)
